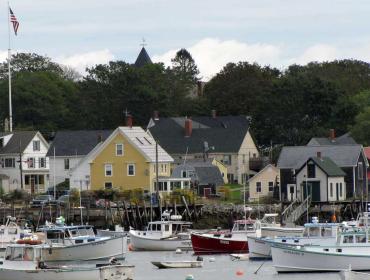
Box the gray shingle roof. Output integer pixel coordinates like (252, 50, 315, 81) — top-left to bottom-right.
(277, 145, 363, 169)
(134, 47, 152, 67)
(194, 166, 224, 186)
(47, 130, 112, 157)
(307, 133, 357, 146)
(304, 157, 346, 177)
(0, 131, 37, 154)
(148, 116, 250, 154)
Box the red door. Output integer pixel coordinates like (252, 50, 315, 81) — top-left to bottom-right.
(204, 188, 211, 197)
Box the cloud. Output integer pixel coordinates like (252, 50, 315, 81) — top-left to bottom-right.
(56, 49, 114, 74)
(293, 44, 339, 65)
(153, 38, 282, 80)
(0, 51, 8, 62)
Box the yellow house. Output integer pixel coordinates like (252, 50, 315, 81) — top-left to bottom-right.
(248, 164, 279, 201)
(90, 127, 173, 192)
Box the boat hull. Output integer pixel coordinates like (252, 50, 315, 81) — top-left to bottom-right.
(151, 261, 203, 269)
(129, 231, 191, 251)
(42, 236, 126, 261)
(0, 265, 134, 280)
(191, 233, 248, 254)
(271, 245, 370, 272)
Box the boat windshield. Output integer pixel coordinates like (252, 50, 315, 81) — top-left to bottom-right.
(232, 223, 254, 232)
(321, 227, 334, 237)
(5, 246, 41, 261)
(68, 227, 94, 237)
(303, 226, 320, 237)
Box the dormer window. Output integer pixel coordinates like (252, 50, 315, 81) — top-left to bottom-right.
(33, 140, 40, 151)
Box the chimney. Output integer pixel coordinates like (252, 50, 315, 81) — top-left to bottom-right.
(317, 151, 321, 158)
(211, 110, 217, 119)
(126, 115, 133, 128)
(329, 129, 335, 141)
(184, 117, 192, 137)
(153, 111, 159, 121)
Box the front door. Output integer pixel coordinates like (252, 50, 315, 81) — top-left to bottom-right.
(287, 184, 296, 201)
(204, 188, 211, 197)
(303, 181, 321, 202)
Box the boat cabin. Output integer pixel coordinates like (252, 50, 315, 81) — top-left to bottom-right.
(144, 220, 192, 238)
(302, 223, 340, 238)
(3, 245, 44, 269)
(231, 220, 258, 233)
(37, 225, 96, 244)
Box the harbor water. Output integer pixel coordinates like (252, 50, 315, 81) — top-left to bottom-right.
(125, 251, 343, 280)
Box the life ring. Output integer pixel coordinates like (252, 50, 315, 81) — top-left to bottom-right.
(17, 239, 42, 245)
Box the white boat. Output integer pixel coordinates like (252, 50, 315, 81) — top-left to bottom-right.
(33, 221, 126, 261)
(248, 222, 341, 259)
(129, 212, 192, 251)
(271, 228, 370, 272)
(151, 260, 203, 269)
(97, 225, 127, 238)
(0, 244, 134, 280)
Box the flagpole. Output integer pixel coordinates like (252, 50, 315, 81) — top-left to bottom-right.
(7, 1, 13, 132)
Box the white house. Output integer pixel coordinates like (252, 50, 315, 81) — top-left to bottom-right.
(0, 131, 50, 193)
(295, 154, 346, 202)
(47, 130, 112, 187)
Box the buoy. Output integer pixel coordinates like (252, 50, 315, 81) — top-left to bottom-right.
(128, 244, 133, 251)
(236, 269, 244, 276)
(176, 248, 182, 254)
(185, 274, 194, 280)
(209, 257, 215, 262)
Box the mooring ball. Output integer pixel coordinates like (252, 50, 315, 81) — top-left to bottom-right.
(185, 275, 194, 280)
(236, 269, 244, 276)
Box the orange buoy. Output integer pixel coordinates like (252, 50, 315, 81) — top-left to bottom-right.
(128, 243, 133, 251)
(236, 269, 244, 276)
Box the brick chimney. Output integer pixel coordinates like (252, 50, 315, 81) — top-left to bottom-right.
(153, 111, 159, 121)
(329, 129, 335, 141)
(211, 109, 217, 119)
(185, 117, 192, 137)
(126, 115, 133, 128)
(317, 151, 321, 158)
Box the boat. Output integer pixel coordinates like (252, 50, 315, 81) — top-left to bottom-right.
(271, 227, 370, 272)
(129, 211, 192, 251)
(230, 253, 249, 261)
(248, 221, 342, 259)
(0, 244, 134, 280)
(151, 259, 203, 269)
(97, 225, 127, 238)
(30, 218, 126, 261)
(191, 218, 258, 254)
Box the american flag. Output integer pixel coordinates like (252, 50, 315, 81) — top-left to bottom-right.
(9, 8, 19, 36)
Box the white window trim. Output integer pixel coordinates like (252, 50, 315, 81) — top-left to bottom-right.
(105, 164, 113, 177)
(116, 143, 124, 156)
(33, 140, 41, 151)
(127, 164, 136, 176)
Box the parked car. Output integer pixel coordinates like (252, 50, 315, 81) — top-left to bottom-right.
(30, 195, 54, 207)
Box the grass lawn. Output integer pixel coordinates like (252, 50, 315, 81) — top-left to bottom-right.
(218, 184, 245, 203)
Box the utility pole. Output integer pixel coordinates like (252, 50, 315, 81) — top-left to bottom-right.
(155, 142, 161, 218)
(19, 140, 23, 189)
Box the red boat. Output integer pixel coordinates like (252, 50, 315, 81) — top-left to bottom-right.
(191, 219, 258, 254)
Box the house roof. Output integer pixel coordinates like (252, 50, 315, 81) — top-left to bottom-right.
(134, 47, 152, 67)
(114, 127, 173, 162)
(194, 166, 224, 186)
(0, 131, 38, 154)
(303, 157, 346, 177)
(248, 164, 278, 183)
(47, 130, 113, 157)
(148, 116, 250, 154)
(277, 145, 364, 169)
(307, 133, 357, 146)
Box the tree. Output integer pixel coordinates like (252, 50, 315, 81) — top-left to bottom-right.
(351, 106, 370, 146)
(171, 49, 199, 83)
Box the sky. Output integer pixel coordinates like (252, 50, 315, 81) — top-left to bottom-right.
(1, 0, 370, 80)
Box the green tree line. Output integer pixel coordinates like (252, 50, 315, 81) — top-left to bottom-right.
(0, 51, 369, 146)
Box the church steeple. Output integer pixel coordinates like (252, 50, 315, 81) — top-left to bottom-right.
(134, 39, 152, 67)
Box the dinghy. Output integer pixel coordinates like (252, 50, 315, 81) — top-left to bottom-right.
(151, 260, 203, 269)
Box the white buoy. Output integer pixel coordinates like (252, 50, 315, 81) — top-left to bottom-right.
(176, 248, 182, 254)
(209, 257, 216, 262)
(185, 274, 194, 280)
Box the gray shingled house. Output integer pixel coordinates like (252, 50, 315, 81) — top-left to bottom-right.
(147, 112, 261, 184)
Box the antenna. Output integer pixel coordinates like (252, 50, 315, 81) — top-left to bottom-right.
(140, 38, 147, 48)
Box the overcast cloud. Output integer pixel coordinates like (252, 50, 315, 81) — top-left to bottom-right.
(0, 0, 370, 78)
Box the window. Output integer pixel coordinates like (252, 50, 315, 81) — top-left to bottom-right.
(339, 183, 343, 197)
(307, 162, 315, 178)
(268, 181, 274, 192)
(33, 140, 40, 151)
(104, 182, 112, 189)
(127, 164, 135, 176)
(358, 162, 364, 180)
(64, 159, 70, 170)
(27, 158, 35, 168)
(4, 158, 15, 168)
(116, 144, 123, 156)
(39, 158, 46, 168)
(242, 154, 246, 164)
(223, 155, 232, 165)
(105, 164, 113, 177)
(0, 138, 3, 148)
(330, 183, 333, 197)
(182, 170, 187, 178)
(256, 182, 261, 193)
